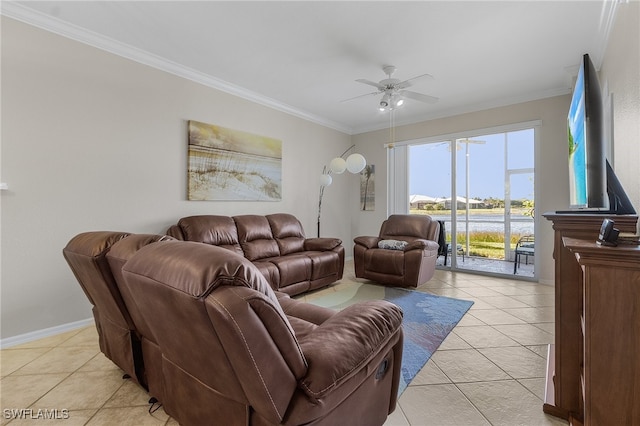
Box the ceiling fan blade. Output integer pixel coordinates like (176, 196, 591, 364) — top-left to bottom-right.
(340, 90, 381, 103)
(396, 73, 435, 90)
(401, 90, 439, 104)
(355, 79, 386, 90)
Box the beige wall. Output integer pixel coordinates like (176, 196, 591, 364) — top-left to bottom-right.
(352, 96, 571, 285)
(600, 0, 640, 219)
(0, 18, 352, 340)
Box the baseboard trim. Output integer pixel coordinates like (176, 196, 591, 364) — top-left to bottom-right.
(0, 318, 94, 349)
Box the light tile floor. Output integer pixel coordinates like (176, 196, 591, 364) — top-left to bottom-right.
(1, 262, 568, 425)
(439, 254, 535, 278)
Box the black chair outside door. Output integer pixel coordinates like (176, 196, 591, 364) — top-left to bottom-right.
(514, 235, 535, 274)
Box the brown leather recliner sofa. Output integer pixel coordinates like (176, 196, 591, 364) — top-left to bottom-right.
(122, 240, 404, 425)
(63, 232, 404, 425)
(353, 214, 440, 287)
(166, 213, 345, 296)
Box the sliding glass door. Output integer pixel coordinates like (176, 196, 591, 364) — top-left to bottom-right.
(409, 141, 454, 263)
(406, 126, 536, 278)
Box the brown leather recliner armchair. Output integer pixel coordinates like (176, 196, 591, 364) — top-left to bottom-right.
(353, 214, 440, 287)
(121, 241, 404, 426)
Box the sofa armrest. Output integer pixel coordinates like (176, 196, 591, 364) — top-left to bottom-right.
(404, 239, 439, 251)
(353, 236, 380, 249)
(298, 300, 403, 399)
(304, 237, 342, 251)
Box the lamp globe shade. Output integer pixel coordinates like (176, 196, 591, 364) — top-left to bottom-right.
(319, 174, 333, 186)
(346, 153, 366, 173)
(329, 157, 347, 174)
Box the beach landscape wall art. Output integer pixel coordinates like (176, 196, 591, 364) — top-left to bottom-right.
(188, 120, 282, 201)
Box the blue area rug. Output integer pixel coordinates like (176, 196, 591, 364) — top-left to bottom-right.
(306, 283, 474, 395)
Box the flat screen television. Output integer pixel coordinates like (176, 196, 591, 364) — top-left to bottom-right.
(565, 53, 636, 214)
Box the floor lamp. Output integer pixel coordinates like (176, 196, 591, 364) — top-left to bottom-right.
(317, 145, 366, 237)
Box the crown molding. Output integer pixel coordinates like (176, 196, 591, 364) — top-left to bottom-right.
(1, 2, 353, 135)
(592, 0, 620, 68)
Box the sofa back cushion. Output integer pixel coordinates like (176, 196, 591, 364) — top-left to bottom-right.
(234, 215, 280, 261)
(267, 213, 306, 255)
(173, 215, 244, 256)
(380, 214, 439, 242)
(106, 234, 175, 339)
(63, 231, 134, 329)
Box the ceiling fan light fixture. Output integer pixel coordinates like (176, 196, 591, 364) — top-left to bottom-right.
(348, 65, 438, 112)
(378, 94, 404, 112)
(379, 93, 391, 109)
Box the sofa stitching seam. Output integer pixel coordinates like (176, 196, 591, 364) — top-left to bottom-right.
(210, 294, 282, 420)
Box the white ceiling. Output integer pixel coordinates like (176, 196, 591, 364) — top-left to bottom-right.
(3, 1, 618, 134)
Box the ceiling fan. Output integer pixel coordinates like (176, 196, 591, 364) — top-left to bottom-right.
(343, 65, 439, 111)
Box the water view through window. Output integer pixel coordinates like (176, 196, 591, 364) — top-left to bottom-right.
(409, 128, 535, 277)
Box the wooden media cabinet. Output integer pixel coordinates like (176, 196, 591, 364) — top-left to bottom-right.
(543, 212, 639, 425)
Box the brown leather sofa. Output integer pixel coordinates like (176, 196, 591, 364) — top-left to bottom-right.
(64, 232, 404, 425)
(353, 214, 440, 287)
(166, 213, 344, 296)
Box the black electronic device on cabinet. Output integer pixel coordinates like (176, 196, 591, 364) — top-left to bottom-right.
(597, 218, 619, 246)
